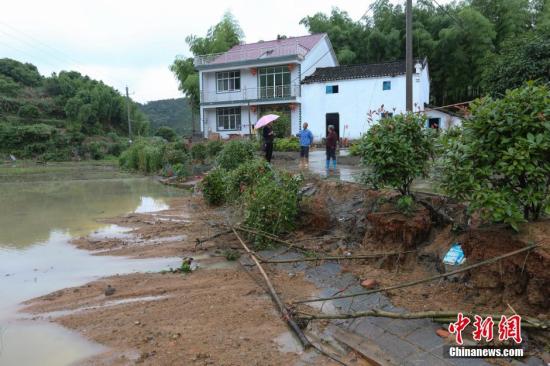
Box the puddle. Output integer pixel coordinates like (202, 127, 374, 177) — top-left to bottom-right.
(0, 320, 107, 366)
(0, 177, 184, 365)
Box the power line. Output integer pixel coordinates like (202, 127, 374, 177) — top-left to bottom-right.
(431, 0, 465, 30)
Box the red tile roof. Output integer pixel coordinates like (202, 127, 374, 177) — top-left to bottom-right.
(207, 34, 326, 65)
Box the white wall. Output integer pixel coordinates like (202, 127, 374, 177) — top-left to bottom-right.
(200, 64, 301, 103)
(202, 104, 301, 139)
(301, 70, 430, 141)
(300, 36, 339, 78)
(424, 109, 462, 129)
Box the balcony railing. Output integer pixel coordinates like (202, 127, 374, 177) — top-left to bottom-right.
(193, 44, 309, 66)
(201, 85, 301, 104)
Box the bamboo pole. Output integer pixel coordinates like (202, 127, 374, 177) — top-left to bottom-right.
(231, 228, 311, 348)
(296, 309, 548, 329)
(259, 250, 415, 264)
(293, 244, 539, 304)
(235, 225, 310, 252)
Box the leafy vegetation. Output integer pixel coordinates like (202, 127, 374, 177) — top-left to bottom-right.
(155, 126, 178, 142)
(205, 140, 224, 157)
(139, 98, 197, 136)
(440, 83, 550, 230)
(0, 58, 149, 161)
(215, 140, 255, 170)
(274, 137, 300, 152)
(118, 137, 190, 175)
(301, 0, 550, 105)
(358, 113, 433, 196)
(242, 173, 302, 245)
(226, 159, 274, 200)
(200, 167, 228, 205)
(170, 12, 243, 110)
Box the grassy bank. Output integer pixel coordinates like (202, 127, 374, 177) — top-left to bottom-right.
(0, 160, 137, 183)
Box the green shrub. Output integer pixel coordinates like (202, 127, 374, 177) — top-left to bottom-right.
(441, 83, 550, 230)
(191, 143, 207, 161)
(359, 113, 433, 195)
(163, 142, 189, 165)
(206, 140, 224, 157)
(172, 162, 190, 178)
(274, 137, 299, 151)
(242, 172, 302, 246)
(84, 140, 109, 160)
(0, 75, 21, 97)
(348, 142, 361, 156)
(224, 249, 241, 261)
(200, 167, 227, 206)
(226, 159, 274, 200)
(119, 138, 165, 174)
(396, 195, 415, 216)
(155, 126, 178, 142)
(17, 104, 41, 119)
(215, 140, 255, 170)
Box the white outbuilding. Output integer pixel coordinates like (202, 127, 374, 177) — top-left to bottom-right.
(300, 58, 430, 141)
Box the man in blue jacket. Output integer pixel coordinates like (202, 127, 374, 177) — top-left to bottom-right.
(296, 122, 313, 168)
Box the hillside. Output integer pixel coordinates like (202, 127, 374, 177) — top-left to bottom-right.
(139, 98, 198, 136)
(0, 58, 148, 161)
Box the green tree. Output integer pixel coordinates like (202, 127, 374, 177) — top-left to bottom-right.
(482, 31, 550, 96)
(155, 126, 178, 142)
(0, 58, 42, 86)
(440, 83, 550, 229)
(170, 12, 244, 110)
(359, 113, 433, 196)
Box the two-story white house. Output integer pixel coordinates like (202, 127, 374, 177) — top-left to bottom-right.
(300, 58, 431, 141)
(194, 34, 338, 139)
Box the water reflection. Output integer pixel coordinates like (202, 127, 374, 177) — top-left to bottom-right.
(0, 178, 179, 248)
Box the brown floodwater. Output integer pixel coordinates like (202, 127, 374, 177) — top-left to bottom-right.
(0, 177, 184, 365)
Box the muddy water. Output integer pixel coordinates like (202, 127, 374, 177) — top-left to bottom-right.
(0, 177, 183, 365)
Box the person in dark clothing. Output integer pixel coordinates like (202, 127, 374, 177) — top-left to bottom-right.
(326, 125, 337, 171)
(263, 124, 274, 163)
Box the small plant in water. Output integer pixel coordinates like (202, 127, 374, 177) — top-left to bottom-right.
(180, 260, 192, 273)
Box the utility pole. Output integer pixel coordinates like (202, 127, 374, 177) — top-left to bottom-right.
(125, 86, 133, 141)
(405, 0, 413, 112)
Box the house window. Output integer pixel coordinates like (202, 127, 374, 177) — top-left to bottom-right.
(258, 66, 291, 98)
(383, 81, 391, 91)
(216, 107, 241, 131)
(216, 71, 241, 92)
(381, 112, 393, 119)
(325, 85, 339, 94)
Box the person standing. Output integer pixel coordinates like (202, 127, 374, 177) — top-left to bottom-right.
(263, 124, 274, 163)
(296, 122, 313, 168)
(326, 125, 337, 172)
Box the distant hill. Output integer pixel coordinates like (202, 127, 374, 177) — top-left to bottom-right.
(0, 58, 148, 161)
(139, 98, 199, 136)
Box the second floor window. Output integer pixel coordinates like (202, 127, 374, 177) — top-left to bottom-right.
(216, 107, 241, 131)
(326, 85, 339, 94)
(383, 81, 391, 91)
(258, 66, 291, 98)
(217, 71, 240, 92)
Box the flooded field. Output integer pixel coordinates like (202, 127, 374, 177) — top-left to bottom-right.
(0, 163, 183, 365)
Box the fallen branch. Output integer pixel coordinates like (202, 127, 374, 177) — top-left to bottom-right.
(235, 225, 310, 253)
(259, 250, 415, 264)
(293, 244, 539, 304)
(195, 229, 233, 248)
(296, 309, 549, 329)
(231, 228, 311, 349)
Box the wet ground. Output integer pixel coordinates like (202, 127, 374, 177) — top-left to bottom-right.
(273, 149, 441, 193)
(0, 174, 184, 365)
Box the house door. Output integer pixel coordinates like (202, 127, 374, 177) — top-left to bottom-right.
(326, 113, 340, 139)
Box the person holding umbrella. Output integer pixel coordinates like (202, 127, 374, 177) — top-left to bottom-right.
(263, 123, 274, 162)
(255, 114, 279, 163)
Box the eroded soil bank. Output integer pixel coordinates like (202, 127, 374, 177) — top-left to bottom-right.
(23, 178, 549, 365)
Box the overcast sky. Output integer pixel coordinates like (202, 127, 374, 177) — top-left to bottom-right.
(1, 0, 444, 103)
